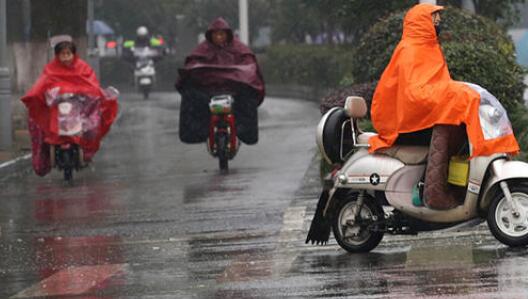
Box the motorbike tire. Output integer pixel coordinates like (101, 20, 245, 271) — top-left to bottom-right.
(143, 88, 150, 100)
(62, 150, 73, 182)
(487, 181, 528, 247)
(332, 192, 384, 253)
(217, 134, 229, 172)
(64, 167, 73, 182)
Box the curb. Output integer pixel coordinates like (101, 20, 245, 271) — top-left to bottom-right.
(265, 84, 328, 103)
(0, 153, 32, 182)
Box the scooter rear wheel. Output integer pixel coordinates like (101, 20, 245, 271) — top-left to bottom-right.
(487, 182, 528, 247)
(332, 193, 384, 253)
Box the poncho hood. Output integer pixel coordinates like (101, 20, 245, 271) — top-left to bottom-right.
(402, 3, 443, 42)
(205, 17, 234, 45)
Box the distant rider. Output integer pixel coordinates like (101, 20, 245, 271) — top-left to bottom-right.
(176, 17, 265, 145)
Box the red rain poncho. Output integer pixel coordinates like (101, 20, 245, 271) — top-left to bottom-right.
(369, 4, 519, 157)
(176, 17, 265, 104)
(21, 56, 118, 176)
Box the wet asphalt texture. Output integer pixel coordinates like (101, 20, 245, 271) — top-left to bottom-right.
(1, 93, 528, 298)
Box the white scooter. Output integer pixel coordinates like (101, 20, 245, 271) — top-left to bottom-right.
(306, 83, 528, 253)
(132, 47, 158, 100)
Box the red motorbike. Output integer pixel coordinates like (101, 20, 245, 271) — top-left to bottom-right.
(207, 94, 239, 171)
(45, 87, 119, 182)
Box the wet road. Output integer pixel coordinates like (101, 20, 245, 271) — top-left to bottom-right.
(1, 92, 528, 298)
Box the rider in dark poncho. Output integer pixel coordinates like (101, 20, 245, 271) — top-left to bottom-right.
(176, 17, 265, 145)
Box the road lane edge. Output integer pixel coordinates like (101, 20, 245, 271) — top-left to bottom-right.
(0, 153, 31, 181)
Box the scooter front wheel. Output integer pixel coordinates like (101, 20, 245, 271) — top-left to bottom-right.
(487, 182, 528, 247)
(142, 88, 150, 100)
(332, 193, 384, 253)
(217, 134, 229, 172)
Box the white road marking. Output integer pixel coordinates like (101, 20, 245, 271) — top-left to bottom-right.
(11, 263, 127, 298)
(216, 206, 308, 283)
(0, 154, 31, 169)
(272, 206, 307, 276)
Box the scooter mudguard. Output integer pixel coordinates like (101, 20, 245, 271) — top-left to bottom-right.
(306, 190, 331, 245)
(336, 148, 404, 191)
(321, 149, 404, 217)
(480, 159, 528, 210)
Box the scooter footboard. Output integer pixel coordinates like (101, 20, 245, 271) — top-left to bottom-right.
(385, 164, 476, 222)
(479, 159, 528, 210)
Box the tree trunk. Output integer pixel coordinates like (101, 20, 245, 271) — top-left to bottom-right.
(7, 0, 88, 93)
(461, 0, 476, 13)
(419, 0, 437, 4)
(11, 37, 87, 93)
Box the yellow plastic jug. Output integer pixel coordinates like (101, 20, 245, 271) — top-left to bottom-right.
(448, 156, 469, 186)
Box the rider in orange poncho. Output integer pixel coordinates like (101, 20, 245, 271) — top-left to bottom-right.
(369, 3, 519, 158)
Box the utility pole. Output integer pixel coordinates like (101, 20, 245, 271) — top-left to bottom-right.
(238, 0, 249, 45)
(461, 0, 476, 13)
(87, 0, 99, 77)
(0, 0, 12, 149)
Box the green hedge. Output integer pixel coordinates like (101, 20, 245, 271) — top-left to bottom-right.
(260, 44, 354, 89)
(351, 7, 525, 111)
(347, 6, 527, 157)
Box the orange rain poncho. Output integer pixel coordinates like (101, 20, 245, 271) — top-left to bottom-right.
(369, 3, 519, 157)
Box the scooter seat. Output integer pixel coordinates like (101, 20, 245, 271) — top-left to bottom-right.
(358, 132, 429, 164)
(378, 145, 429, 165)
(357, 132, 377, 144)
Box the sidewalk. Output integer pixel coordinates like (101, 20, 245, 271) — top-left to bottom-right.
(0, 129, 30, 163)
(0, 95, 30, 165)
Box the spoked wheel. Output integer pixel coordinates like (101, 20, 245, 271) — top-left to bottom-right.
(487, 182, 528, 247)
(217, 134, 229, 172)
(332, 193, 384, 253)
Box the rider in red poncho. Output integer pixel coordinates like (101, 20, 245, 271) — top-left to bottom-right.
(21, 37, 118, 176)
(176, 17, 265, 145)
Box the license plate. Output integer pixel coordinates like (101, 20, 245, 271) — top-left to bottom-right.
(140, 77, 152, 85)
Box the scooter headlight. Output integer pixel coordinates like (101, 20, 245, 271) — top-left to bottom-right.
(209, 96, 234, 114)
(480, 104, 501, 122)
(58, 102, 73, 115)
(337, 174, 347, 184)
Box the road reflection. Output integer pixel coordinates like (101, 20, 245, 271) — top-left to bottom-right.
(287, 242, 528, 298)
(20, 183, 127, 298)
(183, 170, 255, 204)
(33, 183, 123, 224)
